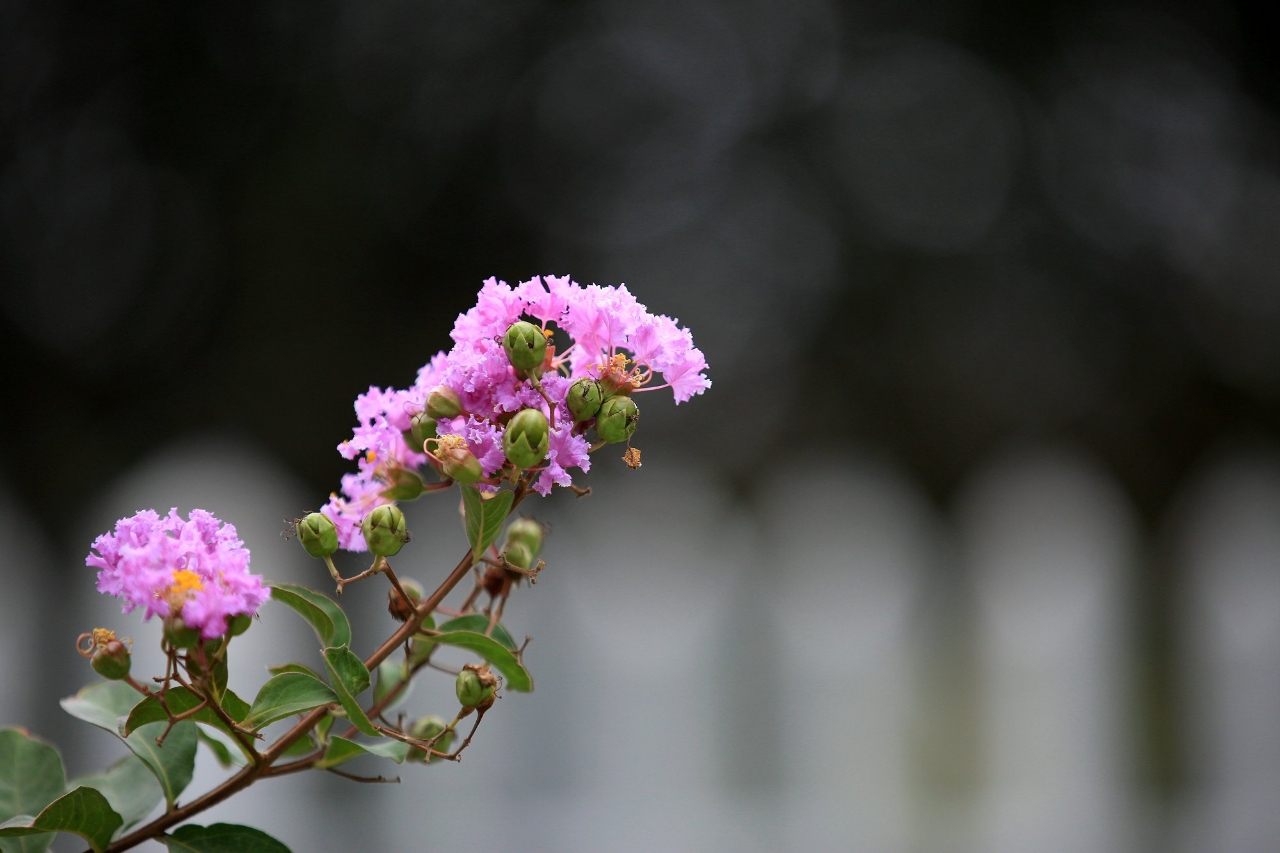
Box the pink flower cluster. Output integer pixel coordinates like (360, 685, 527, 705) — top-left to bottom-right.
(322, 276, 710, 551)
(87, 508, 269, 640)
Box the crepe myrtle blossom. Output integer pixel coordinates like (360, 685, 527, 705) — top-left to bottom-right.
(87, 508, 269, 640)
(323, 275, 709, 550)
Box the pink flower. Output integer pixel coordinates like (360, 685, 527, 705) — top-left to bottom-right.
(87, 509, 269, 640)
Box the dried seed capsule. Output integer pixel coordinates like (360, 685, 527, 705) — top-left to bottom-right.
(387, 578, 423, 622)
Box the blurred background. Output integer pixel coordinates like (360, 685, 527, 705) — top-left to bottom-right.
(2, 0, 1280, 850)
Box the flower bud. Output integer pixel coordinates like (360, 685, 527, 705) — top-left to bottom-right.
(387, 578, 423, 622)
(408, 715, 453, 762)
(502, 321, 547, 372)
(503, 517, 545, 560)
(297, 512, 339, 559)
(502, 540, 534, 571)
(227, 614, 253, 637)
(362, 505, 409, 557)
(380, 468, 425, 501)
(566, 378, 603, 422)
(91, 639, 131, 681)
(455, 663, 498, 709)
(425, 385, 462, 420)
(596, 396, 639, 443)
(409, 412, 437, 450)
(164, 617, 201, 650)
(502, 409, 549, 469)
(435, 435, 483, 484)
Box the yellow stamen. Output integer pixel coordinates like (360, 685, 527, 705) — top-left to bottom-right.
(168, 569, 204, 597)
(92, 628, 117, 647)
(436, 433, 467, 453)
(366, 450, 377, 463)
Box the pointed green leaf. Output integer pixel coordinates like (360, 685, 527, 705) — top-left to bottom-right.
(122, 687, 250, 738)
(437, 615, 518, 651)
(241, 674, 337, 732)
(71, 754, 162, 834)
(267, 583, 351, 649)
(373, 660, 413, 712)
(0, 728, 65, 853)
(59, 682, 143, 734)
(0, 787, 122, 853)
(160, 823, 291, 853)
(428, 630, 533, 692)
(196, 728, 246, 769)
(277, 734, 318, 759)
(459, 486, 514, 565)
(266, 663, 323, 680)
(321, 647, 377, 737)
(126, 722, 197, 811)
(314, 736, 409, 770)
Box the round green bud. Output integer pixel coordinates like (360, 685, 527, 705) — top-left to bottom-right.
(387, 578, 423, 622)
(455, 664, 497, 709)
(164, 617, 201, 650)
(438, 443, 483, 484)
(409, 413, 437, 450)
(425, 385, 462, 420)
(503, 321, 547, 372)
(502, 540, 534, 571)
(504, 517, 545, 560)
(596, 395, 639, 443)
(362, 505, 409, 557)
(297, 512, 339, 559)
(91, 639, 131, 680)
(227, 614, 253, 637)
(408, 715, 453, 762)
(502, 408, 550, 469)
(566, 378, 604, 422)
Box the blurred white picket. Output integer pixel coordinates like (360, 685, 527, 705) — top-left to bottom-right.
(763, 454, 933, 853)
(959, 448, 1137, 853)
(1172, 450, 1280, 853)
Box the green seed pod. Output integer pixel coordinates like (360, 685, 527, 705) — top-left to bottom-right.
(297, 512, 339, 559)
(407, 715, 453, 762)
(227, 614, 253, 637)
(566, 378, 604, 422)
(387, 578, 424, 622)
(503, 321, 547, 372)
(425, 385, 462, 420)
(503, 517, 545, 561)
(455, 664, 498, 709)
(91, 639, 131, 681)
(596, 395, 639, 443)
(502, 540, 534, 571)
(164, 617, 201, 650)
(381, 468, 425, 501)
(438, 443, 483, 484)
(362, 505, 409, 557)
(409, 413, 437, 450)
(502, 408, 550, 468)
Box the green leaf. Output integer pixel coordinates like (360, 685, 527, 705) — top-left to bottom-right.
(437, 615, 518, 651)
(126, 723, 197, 811)
(71, 754, 162, 833)
(59, 684, 197, 811)
(241, 674, 337, 732)
(265, 663, 323, 680)
(373, 660, 413, 712)
(277, 734, 317, 760)
(59, 682, 142, 734)
(460, 486, 514, 565)
(0, 728, 66, 853)
(122, 687, 250, 738)
(429, 630, 533, 692)
(160, 823, 291, 853)
(321, 647, 378, 737)
(0, 787, 122, 853)
(314, 736, 409, 770)
(314, 713, 334, 745)
(196, 729, 246, 769)
(267, 583, 352, 649)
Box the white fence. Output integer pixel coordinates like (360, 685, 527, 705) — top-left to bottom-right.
(3, 438, 1279, 851)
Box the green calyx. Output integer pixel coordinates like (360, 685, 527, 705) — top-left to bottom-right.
(455, 664, 498, 709)
(297, 512, 339, 559)
(596, 395, 639, 443)
(409, 413, 438, 450)
(502, 408, 550, 469)
(502, 321, 547, 372)
(381, 468, 425, 501)
(503, 517, 544, 563)
(90, 640, 131, 680)
(502, 540, 534, 570)
(227, 614, 253, 637)
(437, 441, 483, 484)
(362, 504, 409, 557)
(426, 385, 462, 420)
(164, 617, 201, 650)
(408, 715, 453, 762)
(566, 378, 603, 422)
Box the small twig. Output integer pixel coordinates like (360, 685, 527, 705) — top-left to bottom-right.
(325, 768, 399, 784)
